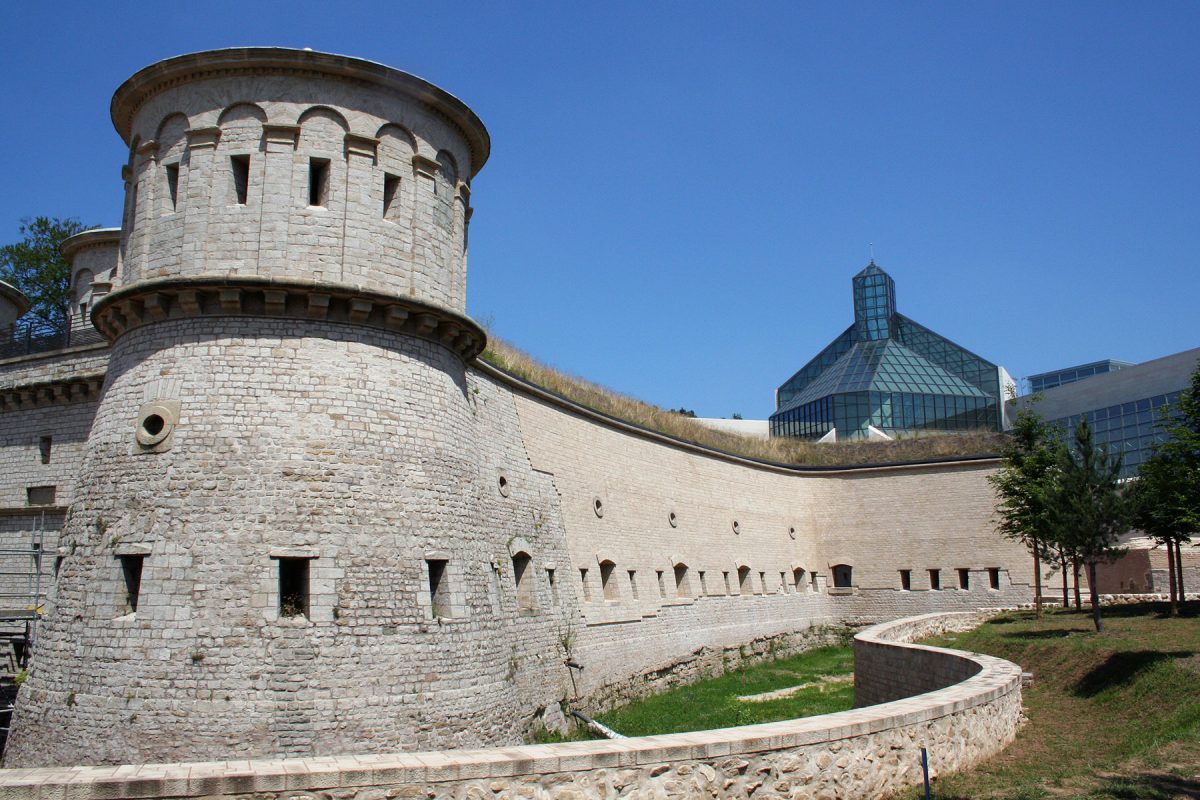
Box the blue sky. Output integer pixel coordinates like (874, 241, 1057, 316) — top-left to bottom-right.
(2, 1, 1197, 418)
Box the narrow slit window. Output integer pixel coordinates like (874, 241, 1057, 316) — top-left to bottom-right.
(165, 163, 180, 211)
(426, 559, 448, 618)
(512, 554, 534, 611)
(958, 568, 970, 590)
(627, 569, 638, 599)
(546, 567, 557, 602)
(780, 572, 788, 593)
(230, 155, 250, 205)
(723, 571, 732, 595)
(988, 567, 1001, 590)
(655, 569, 665, 598)
(383, 172, 401, 219)
(278, 557, 310, 617)
(120, 554, 145, 614)
(698, 570, 707, 595)
(899, 569, 912, 591)
(929, 569, 941, 591)
(579, 568, 590, 601)
(308, 158, 330, 206)
(738, 566, 752, 596)
(599, 560, 617, 601)
(39, 436, 52, 464)
(759, 571, 767, 594)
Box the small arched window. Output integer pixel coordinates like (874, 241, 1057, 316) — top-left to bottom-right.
(737, 565, 752, 596)
(793, 568, 806, 592)
(673, 563, 690, 598)
(599, 560, 618, 601)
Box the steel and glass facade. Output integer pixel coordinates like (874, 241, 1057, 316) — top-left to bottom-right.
(1028, 359, 1132, 393)
(1045, 392, 1181, 478)
(770, 263, 1004, 440)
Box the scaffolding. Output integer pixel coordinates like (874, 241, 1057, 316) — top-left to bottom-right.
(0, 513, 48, 744)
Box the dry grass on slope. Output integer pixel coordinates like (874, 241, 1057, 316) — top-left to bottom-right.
(478, 339, 1005, 468)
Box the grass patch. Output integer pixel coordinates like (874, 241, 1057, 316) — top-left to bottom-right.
(479, 338, 1005, 467)
(593, 645, 854, 736)
(891, 602, 1200, 799)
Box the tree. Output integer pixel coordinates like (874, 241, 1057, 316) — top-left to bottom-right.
(989, 405, 1060, 619)
(1050, 416, 1129, 632)
(0, 217, 93, 328)
(1131, 358, 1200, 609)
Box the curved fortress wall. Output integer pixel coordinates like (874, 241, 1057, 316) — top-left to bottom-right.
(3, 48, 1034, 768)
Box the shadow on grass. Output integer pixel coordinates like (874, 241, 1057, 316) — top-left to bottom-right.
(1074, 650, 1195, 698)
(1003, 628, 1083, 640)
(1091, 772, 1200, 799)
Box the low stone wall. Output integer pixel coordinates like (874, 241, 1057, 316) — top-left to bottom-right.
(0, 611, 1021, 799)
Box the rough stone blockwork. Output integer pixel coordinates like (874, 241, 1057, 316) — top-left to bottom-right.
(0, 611, 1022, 800)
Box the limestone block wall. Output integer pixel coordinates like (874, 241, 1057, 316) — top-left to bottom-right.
(0, 611, 1024, 800)
(5, 320, 574, 767)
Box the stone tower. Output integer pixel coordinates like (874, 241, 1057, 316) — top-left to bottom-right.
(7, 48, 572, 767)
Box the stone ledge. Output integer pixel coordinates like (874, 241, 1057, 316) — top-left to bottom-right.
(91, 277, 486, 362)
(0, 374, 104, 410)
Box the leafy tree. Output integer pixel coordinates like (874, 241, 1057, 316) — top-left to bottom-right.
(1050, 416, 1129, 632)
(989, 405, 1060, 619)
(0, 217, 94, 328)
(1131, 358, 1200, 610)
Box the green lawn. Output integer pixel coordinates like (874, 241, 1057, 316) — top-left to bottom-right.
(890, 602, 1200, 800)
(593, 645, 854, 736)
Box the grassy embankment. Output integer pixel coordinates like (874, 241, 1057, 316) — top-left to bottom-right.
(894, 603, 1200, 800)
(479, 339, 1005, 467)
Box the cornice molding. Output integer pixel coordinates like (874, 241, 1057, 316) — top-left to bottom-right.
(91, 277, 486, 362)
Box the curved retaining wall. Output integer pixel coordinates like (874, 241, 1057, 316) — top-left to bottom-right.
(0, 611, 1022, 799)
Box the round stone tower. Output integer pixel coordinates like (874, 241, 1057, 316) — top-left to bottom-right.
(7, 49, 565, 767)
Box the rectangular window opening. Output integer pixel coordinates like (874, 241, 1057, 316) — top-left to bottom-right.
(308, 158, 330, 206)
(546, 567, 557, 602)
(780, 571, 788, 593)
(674, 564, 690, 597)
(39, 436, 52, 464)
(230, 154, 250, 205)
(723, 571, 732, 595)
(958, 568, 970, 590)
(278, 557, 310, 618)
(120, 554, 145, 614)
(988, 567, 1001, 590)
(899, 569, 912, 591)
(655, 569, 666, 598)
(698, 570, 707, 595)
(628, 569, 639, 599)
(929, 569, 941, 591)
(579, 568, 591, 601)
(26, 485, 56, 506)
(759, 571, 767, 595)
(165, 163, 180, 211)
(383, 172, 401, 219)
(426, 558, 448, 618)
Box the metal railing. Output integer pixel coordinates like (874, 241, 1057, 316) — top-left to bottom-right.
(0, 316, 105, 360)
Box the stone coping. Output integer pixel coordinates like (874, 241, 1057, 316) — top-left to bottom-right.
(0, 279, 31, 325)
(59, 228, 121, 260)
(0, 612, 1022, 798)
(110, 47, 490, 177)
(476, 359, 1002, 477)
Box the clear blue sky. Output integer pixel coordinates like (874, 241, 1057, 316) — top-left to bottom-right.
(3, 1, 1197, 418)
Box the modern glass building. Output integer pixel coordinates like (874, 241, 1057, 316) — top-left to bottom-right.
(1028, 359, 1132, 393)
(1020, 348, 1199, 478)
(770, 263, 1008, 441)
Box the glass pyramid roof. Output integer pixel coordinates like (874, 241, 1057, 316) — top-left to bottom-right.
(775, 337, 992, 415)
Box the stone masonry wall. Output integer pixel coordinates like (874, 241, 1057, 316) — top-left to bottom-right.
(0, 611, 1025, 800)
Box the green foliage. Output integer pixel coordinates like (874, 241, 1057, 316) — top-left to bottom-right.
(1132, 358, 1200, 540)
(989, 405, 1060, 556)
(0, 217, 95, 327)
(594, 645, 853, 736)
(1050, 416, 1129, 565)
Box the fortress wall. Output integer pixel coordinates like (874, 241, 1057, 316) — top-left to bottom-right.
(5, 320, 571, 767)
(0, 612, 1024, 800)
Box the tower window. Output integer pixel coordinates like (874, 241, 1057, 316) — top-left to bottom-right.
(308, 158, 330, 206)
(628, 569, 639, 599)
(426, 559, 448, 618)
(230, 155, 250, 205)
(512, 553, 534, 611)
(165, 163, 180, 211)
(546, 567, 557, 602)
(119, 554, 145, 614)
(39, 436, 52, 464)
(278, 557, 310, 617)
(655, 569, 665, 598)
(698, 570, 707, 595)
(723, 571, 732, 595)
(383, 173, 401, 219)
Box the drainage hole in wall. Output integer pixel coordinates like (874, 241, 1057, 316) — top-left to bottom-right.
(668, 511, 678, 528)
(498, 475, 510, 497)
(141, 414, 165, 436)
(593, 498, 604, 518)
(732, 520, 741, 535)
